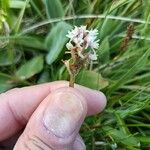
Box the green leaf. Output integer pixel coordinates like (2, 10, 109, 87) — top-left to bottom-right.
(45, 21, 72, 65)
(102, 126, 140, 147)
(109, 0, 132, 12)
(44, 0, 64, 18)
(16, 56, 44, 80)
(13, 0, 30, 32)
(115, 113, 130, 134)
(37, 70, 50, 84)
(76, 70, 109, 90)
(0, 73, 14, 93)
(98, 19, 115, 40)
(116, 99, 149, 118)
(9, 0, 30, 9)
(109, 49, 150, 93)
(0, 0, 9, 12)
(138, 136, 150, 143)
(15, 36, 47, 50)
(98, 37, 110, 64)
(0, 50, 22, 66)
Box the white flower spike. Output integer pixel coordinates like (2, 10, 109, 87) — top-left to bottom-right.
(66, 25, 99, 61)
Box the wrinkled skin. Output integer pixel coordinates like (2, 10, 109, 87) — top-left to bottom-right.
(0, 81, 106, 150)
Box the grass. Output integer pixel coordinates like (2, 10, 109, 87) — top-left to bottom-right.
(0, 0, 150, 149)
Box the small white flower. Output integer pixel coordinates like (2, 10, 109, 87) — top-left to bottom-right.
(66, 25, 99, 60)
(66, 42, 74, 50)
(66, 26, 86, 41)
(86, 29, 99, 49)
(88, 49, 97, 61)
(90, 39, 99, 49)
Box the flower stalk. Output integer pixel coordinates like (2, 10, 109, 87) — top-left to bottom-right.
(64, 26, 99, 87)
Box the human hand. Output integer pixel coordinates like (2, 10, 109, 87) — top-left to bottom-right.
(0, 81, 106, 150)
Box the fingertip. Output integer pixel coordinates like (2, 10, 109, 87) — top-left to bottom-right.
(75, 84, 107, 115)
(93, 90, 107, 112)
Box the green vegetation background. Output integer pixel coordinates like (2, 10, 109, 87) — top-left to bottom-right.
(0, 0, 150, 149)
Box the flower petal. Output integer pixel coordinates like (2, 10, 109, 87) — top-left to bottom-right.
(88, 49, 97, 60)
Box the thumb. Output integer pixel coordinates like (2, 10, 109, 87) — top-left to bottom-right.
(14, 87, 87, 150)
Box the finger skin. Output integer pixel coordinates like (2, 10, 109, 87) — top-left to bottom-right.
(73, 134, 86, 150)
(0, 81, 107, 141)
(14, 88, 87, 150)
